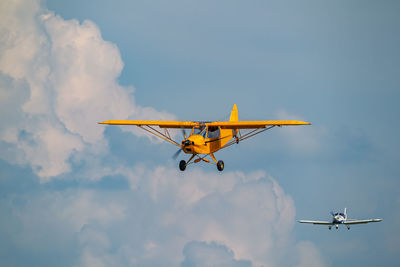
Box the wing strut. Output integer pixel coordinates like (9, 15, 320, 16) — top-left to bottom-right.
(221, 126, 276, 150)
(137, 125, 180, 147)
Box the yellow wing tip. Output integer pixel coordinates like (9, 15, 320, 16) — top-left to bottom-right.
(299, 122, 312, 125)
(283, 121, 312, 125)
(282, 121, 312, 125)
(295, 120, 312, 125)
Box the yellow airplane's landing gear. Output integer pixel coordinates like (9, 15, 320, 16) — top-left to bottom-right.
(217, 160, 224, 171)
(179, 160, 186, 171)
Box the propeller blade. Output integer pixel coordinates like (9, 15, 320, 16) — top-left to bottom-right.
(181, 128, 187, 139)
(330, 211, 335, 216)
(172, 148, 182, 160)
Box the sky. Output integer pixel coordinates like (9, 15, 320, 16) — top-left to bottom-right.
(0, 0, 399, 266)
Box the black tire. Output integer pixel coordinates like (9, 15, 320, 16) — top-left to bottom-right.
(179, 160, 186, 171)
(217, 160, 224, 171)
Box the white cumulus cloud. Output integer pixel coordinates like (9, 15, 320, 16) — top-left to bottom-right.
(0, 0, 175, 181)
(0, 166, 327, 267)
(181, 241, 252, 267)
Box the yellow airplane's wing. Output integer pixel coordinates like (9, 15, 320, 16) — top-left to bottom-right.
(98, 120, 199, 129)
(205, 120, 311, 129)
(99, 120, 311, 129)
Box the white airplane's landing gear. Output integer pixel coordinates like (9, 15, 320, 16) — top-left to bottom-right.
(335, 225, 339, 229)
(347, 226, 350, 230)
(179, 160, 186, 171)
(217, 160, 224, 171)
(328, 226, 332, 230)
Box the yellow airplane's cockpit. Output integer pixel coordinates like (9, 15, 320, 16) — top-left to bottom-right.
(206, 126, 220, 139)
(192, 125, 206, 137)
(192, 125, 221, 139)
(179, 125, 224, 158)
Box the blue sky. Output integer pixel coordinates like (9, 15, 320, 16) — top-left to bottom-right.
(1, 0, 399, 266)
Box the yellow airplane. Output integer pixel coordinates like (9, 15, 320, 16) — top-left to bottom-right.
(99, 104, 311, 171)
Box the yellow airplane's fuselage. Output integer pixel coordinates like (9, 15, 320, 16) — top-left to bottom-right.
(181, 128, 233, 155)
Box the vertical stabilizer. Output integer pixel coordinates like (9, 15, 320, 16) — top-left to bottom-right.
(344, 208, 347, 219)
(230, 104, 238, 121)
(220, 104, 239, 148)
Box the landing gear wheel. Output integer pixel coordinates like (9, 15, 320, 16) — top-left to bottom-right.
(217, 160, 224, 171)
(179, 160, 186, 171)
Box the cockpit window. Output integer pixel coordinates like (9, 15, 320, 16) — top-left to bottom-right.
(194, 126, 206, 137)
(207, 126, 220, 139)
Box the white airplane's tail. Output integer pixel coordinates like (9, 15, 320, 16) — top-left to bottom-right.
(344, 208, 347, 219)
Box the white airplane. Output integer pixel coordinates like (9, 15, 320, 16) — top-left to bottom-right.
(298, 208, 382, 230)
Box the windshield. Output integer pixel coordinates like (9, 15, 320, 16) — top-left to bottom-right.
(194, 126, 206, 137)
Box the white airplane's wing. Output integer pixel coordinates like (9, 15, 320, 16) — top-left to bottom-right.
(297, 220, 332, 225)
(344, 219, 383, 225)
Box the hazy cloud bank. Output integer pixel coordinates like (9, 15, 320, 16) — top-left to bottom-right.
(0, 166, 326, 266)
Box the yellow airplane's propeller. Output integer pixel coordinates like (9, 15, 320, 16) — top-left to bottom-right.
(172, 128, 190, 159)
(172, 140, 191, 159)
(172, 148, 183, 160)
(181, 128, 187, 139)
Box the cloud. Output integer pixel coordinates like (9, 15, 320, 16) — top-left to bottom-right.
(295, 241, 327, 267)
(0, 187, 126, 266)
(0, 165, 326, 267)
(0, 0, 175, 181)
(181, 241, 252, 267)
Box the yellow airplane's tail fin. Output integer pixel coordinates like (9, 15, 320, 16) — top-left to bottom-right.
(229, 104, 238, 122)
(220, 104, 239, 147)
